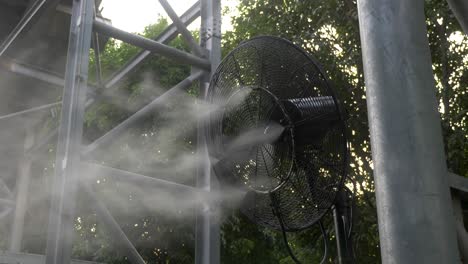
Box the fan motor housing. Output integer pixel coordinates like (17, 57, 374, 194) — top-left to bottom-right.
(274, 96, 340, 146)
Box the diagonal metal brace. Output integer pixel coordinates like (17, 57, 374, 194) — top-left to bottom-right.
(92, 20, 211, 70)
(159, 0, 205, 57)
(82, 71, 204, 156)
(103, 1, 201, 89)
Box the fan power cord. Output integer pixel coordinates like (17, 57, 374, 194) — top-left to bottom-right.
(270, 193, 302, 264)
(276, 207, 302, 264)
(318, 220, 329, 264)
(277, 214, 330, 264)
(271, 193, 329, 264)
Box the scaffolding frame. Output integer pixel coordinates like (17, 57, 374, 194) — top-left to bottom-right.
(0, 0, 221, 263)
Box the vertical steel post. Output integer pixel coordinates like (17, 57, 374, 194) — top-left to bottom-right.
(452, 193, 468, 261)
(446, 0, 468, 34)
(357, 0, 460, 263)
(195, 0, 221, 263)
(45, 0, 94, 263)
(9, 129, 35, 252)
(333, 192, 353, 264)
(91, 2, 103, 87)
(333, 208, 345, 264)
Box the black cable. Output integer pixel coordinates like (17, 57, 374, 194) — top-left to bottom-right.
(272, 193, 302, 264)
(271, 192, 330, 264)
(338, 182, 357, 262)
(277, 212, 302, 264)
(318, 220, 329, 264)
(345, 183, 357, 260)
(346, 180, 356, 239)
(341, 178, 357, 261)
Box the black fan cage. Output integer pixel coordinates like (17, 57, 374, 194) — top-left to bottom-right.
(207, 36, 348, 231)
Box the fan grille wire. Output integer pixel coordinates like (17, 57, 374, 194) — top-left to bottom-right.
(207, 36, 348, 230)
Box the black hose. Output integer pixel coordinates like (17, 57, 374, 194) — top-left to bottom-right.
(318, 220, 329, 264)
(277, 211, 302, 264)
(270, 192, 302, 264)
(271, 192, 330, 264)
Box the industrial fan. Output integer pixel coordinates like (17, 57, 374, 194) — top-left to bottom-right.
(207, 36, 351, 263)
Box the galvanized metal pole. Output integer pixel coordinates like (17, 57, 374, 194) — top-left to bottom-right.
(31, 3, 201, 157)
(82, 71, 204, 155)
(333, 193, 353, 264)
(158, 0, 205, 57)
(80, 185, 146, 264)
(102, 1, 201, 89)
(0, 0, 46, 57)
(356, 0, 460, 263)
(45, 0, 94, 263)
(0, 59, 64, 86)
(452, 192, 468, 261)
(92, 20, 211, 70)
(91, 3, 103, 87)
(9, 129, 35, 252)
(0, 58, 98, 95)
(0, 102, 61, 121)
(446, 0, 468, 34)
(195, 0, 221, 263)
(82, 162, 204, 195)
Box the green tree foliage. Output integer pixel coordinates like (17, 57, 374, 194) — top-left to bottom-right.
(425, 1, 468, 176)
